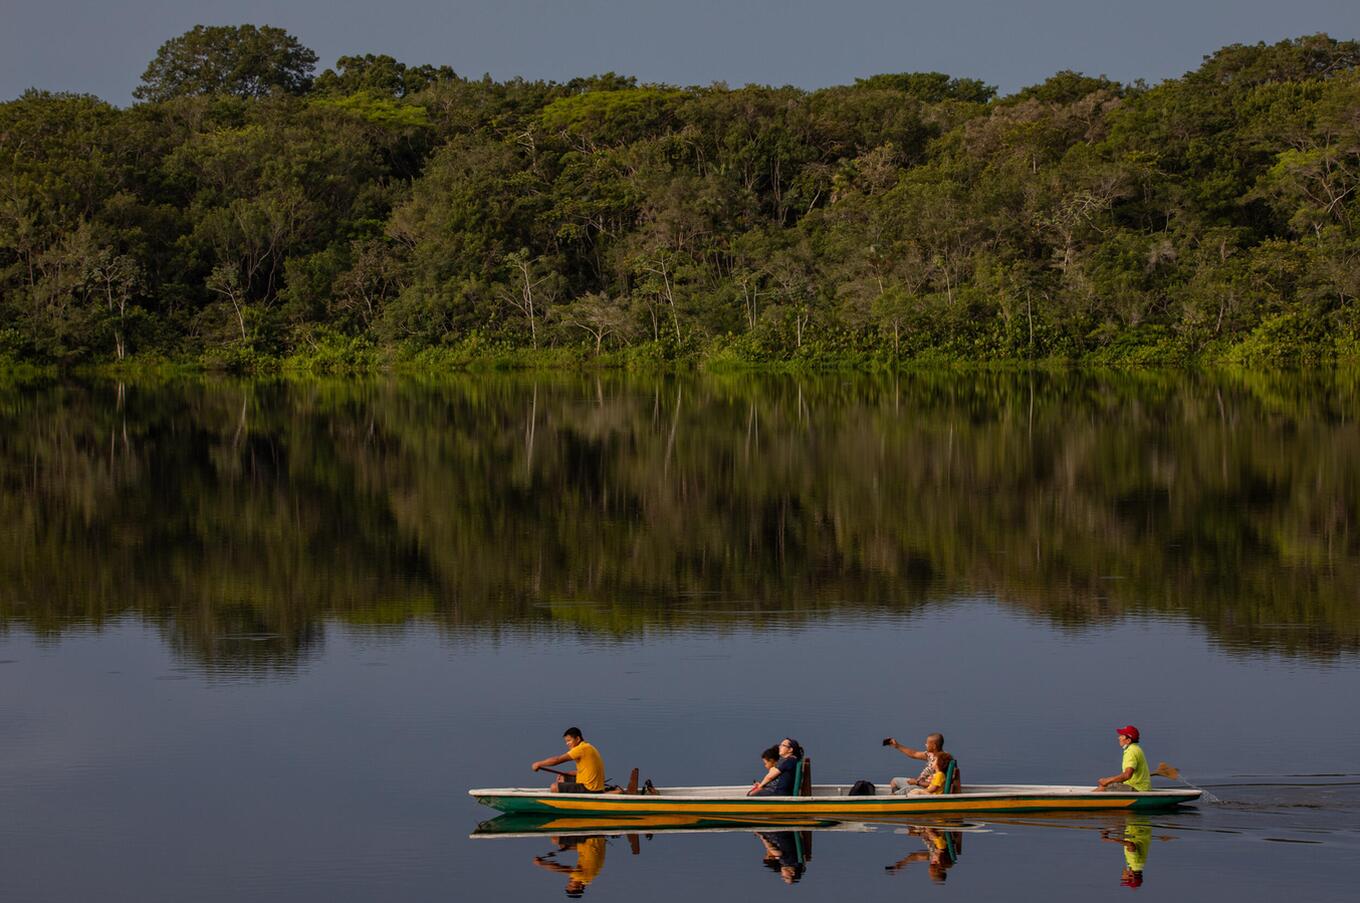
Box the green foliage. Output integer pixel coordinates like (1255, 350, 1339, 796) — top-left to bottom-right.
(133, 24, 318, 102)
(399, 333, 585, 371)
(310, 92, 433, 129)
(539, 88, 685, 146)
(1007, 70, 1124, 105)
(313, 54, 456, 98)
(197, 343, 281, 373)
(282, 329, 378, 373)
(2, 32, 1359, 369)
(853, 72, 996, 104)
(1223, 309, 1332, 366)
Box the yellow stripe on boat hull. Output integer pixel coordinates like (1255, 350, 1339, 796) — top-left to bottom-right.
(535, 797, 1137, 814)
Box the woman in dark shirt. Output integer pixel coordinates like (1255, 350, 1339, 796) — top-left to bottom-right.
(749, 738, 803, 796)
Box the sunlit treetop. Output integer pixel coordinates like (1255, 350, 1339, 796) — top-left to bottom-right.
(133, 24, 319, 103)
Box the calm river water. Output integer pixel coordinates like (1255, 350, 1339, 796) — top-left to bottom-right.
(1, 371, 1357, 901)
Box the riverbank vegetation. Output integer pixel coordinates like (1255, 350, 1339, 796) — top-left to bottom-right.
(2, 27, 1359, 371)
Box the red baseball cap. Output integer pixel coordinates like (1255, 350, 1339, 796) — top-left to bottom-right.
(1116, 725, 1140, 742)
(1121, 870, 1144, 888)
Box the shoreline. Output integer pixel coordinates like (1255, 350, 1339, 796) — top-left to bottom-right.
(5, 336, 1359, 382)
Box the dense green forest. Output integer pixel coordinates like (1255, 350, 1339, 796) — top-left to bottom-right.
(2, 27, 1359, 371)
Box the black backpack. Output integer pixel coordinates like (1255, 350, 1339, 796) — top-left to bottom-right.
(848, 779, 876, 796)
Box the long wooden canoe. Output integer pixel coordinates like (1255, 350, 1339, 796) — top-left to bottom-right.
(469, 783, 1201, 816)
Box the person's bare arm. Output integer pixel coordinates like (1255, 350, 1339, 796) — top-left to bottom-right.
(532, 753, 573, 771)
(884, 738, 928, 785)
(1094, 766, 1135, 791)
(885, 739, 927, 761)
(748, 764, 782, 795)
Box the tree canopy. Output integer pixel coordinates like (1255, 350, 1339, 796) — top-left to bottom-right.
(133, 24, 319, 102)
(313, 54, 457, 98)
(3, 31, 1359, 370)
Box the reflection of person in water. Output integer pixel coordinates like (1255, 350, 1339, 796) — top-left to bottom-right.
(756, 831, 807, 884)
(532, 835, 607, 897)
(1102, 818, 1153, 889)
(885, 825, 962, 883)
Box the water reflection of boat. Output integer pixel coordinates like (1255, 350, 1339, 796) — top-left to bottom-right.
(480, 815, 841, 893)
(469, 783, 1201, 817)
(471, 812, 863, 838)
(477, 815, 984, 895)
(480, 811, 1174, 894)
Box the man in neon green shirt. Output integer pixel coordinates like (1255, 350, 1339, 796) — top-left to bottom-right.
(1094, 725, 1151, 792)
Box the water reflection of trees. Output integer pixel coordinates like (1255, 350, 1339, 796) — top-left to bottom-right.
(0, 370, 1355, 669)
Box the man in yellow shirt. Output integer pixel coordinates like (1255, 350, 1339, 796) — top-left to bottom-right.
(532, 726, 611, 793)
(1094, 725, 1152, 792)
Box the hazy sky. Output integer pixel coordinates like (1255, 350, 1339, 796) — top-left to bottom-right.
(3, 0, 1358, 104)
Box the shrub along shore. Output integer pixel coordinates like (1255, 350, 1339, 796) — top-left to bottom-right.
(3, 27, 1359, 374)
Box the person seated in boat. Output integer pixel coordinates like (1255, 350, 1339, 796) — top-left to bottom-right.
(1094, 725, 1151, 792)
(906, 752, 952, 797)
(751, 745, 781, 791)
(531, 727, 619, 794)
(748, 738, 803, 796)
(886, 732, 959, 794)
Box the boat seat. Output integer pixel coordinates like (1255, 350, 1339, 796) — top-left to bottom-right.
(943, 758, 961, 794)
(797, 758, 812, 796)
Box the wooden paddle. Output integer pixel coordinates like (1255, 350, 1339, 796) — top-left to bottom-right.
(536, 766, 572, 779)
(1154, 762, 1181, 781)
